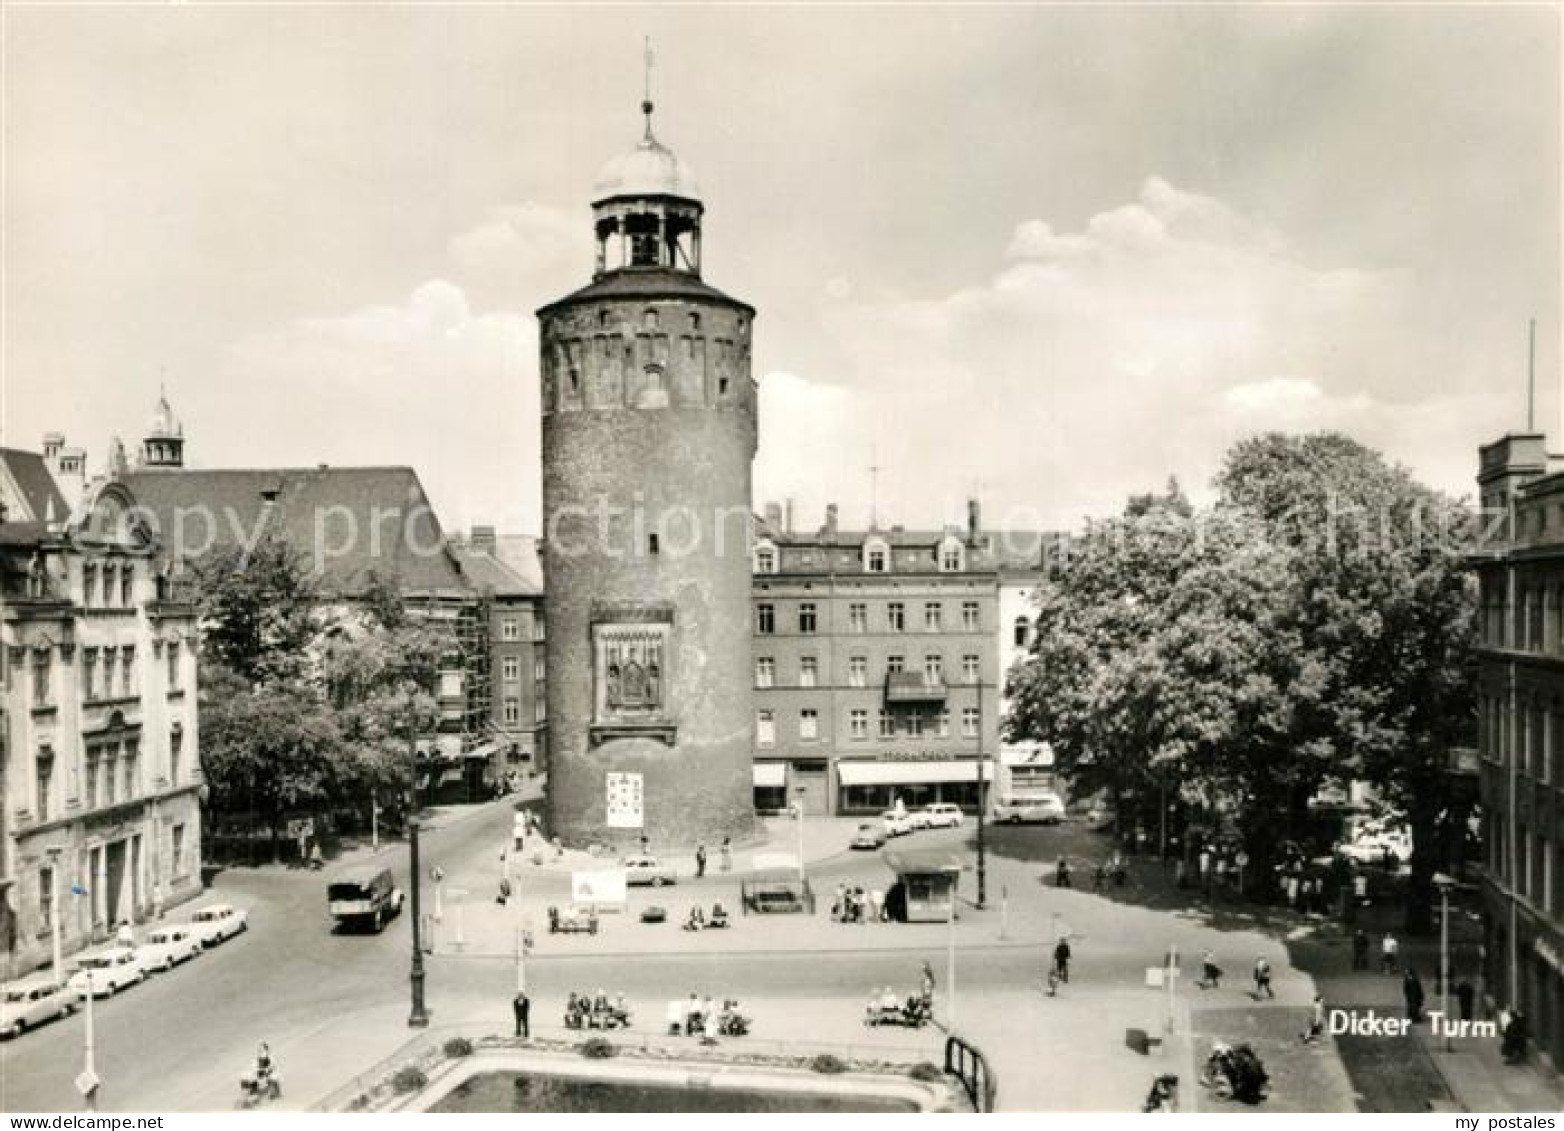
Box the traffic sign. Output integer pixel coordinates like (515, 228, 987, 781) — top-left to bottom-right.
(75, 1070, 100, 1097)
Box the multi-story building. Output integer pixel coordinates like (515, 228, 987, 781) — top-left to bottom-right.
(996, 536, 1067, 802)
(0, 451, 203, 980)
(1472, 430, 1564, 1074)
(749, 500, 1011, 817)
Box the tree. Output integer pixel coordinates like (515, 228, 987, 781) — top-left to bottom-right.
(193, 536, 320, 685)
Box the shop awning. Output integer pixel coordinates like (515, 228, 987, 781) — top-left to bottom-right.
(752, 763, 786, 787)
(836, 759, 997, 786)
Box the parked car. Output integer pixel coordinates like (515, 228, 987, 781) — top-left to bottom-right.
(919, 802, 965, 829)
(140, 925, 204, 971)
(622, 855, 675, 886)
(187, 903, 249, 946)
(992, 793, 1067, 825)
(1338, 828, 1412, 866)
(880, 810, 914, 837)
(0, 976, 78, 1038)
(850, 823, 888, 850)
(68, 947, 147, 998)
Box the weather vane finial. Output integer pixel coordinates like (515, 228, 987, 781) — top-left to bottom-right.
(641, 36, 656, 141)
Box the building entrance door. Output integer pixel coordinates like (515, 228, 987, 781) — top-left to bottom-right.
(791, 762, 829, 816)
(104, 841, 127, 929)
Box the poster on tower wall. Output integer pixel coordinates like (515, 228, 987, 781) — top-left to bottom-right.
(605, 771, 644, 829)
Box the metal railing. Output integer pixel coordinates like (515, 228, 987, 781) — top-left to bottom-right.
(944, 1033, 997, 1113)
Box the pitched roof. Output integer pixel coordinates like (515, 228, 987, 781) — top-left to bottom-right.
(536, 268, 753, 317)
(449, 542, 541, 598)
(120, 466, 468, 596)
(0, 448, 68, 524)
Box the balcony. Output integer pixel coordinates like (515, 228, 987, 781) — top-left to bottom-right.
(885, 671, 947, 704)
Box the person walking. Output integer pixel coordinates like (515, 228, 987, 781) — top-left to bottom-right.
(513, 991, 530, 1039)
(1380, 933, 1399, 974)
(1351, 929, 1370, 971)
(921, 960, 936, 1002)
(1200, 949, 1222, 990)
(1403, 968, 1425, 1024)
(1253, 956, 1274, 1000)
(1300, 993, 1326, 1044)
(1055, 856, 1072, 889)
(695, 844, 707, 878)
(719, 836, 732, 873)
(1053, 937, 1072, 984)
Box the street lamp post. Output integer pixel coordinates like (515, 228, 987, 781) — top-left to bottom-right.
(406, 696, 430, 1028)
(793, 787, 807, 886)
(946, 870, 958, 1031)
(1435, 872, 1454, 1052)
(975, 680, 987, 909)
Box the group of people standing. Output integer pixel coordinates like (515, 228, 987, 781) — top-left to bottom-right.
(832, 882, 886, 923)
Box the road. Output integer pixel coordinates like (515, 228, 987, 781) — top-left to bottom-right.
(0, 802, 1349, 1113)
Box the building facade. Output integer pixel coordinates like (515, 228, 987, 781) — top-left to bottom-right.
(0, 458, 203, 980)
(749, 502, 1007, 817)
(1472, 431, 1564, 1075)
(538, 101, 758, 847)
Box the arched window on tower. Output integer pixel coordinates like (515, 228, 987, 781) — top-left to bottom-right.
(1013, 615, 1033, 649)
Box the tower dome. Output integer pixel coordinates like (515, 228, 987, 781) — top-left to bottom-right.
(147, 389, 182, 439)
(140, 388, 185, 468)
(592, 134, 701, 203)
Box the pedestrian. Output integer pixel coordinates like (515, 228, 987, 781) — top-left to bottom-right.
(1198, 848, 1212, 887)
(1093, 861, 1108, 891)
(1501, 1007, 1529, 1064)
(720, 836, 732, 873)
(1253, 956, 1274, 1000)
(497, 876, 512, 906)
(1456, 979, 1475, 1022)
(1301, 993, 1325, 1044)
(1200, 949, 1222, 990)
(921, 961, 936, 1002)
(695, 844, 707, 878)
(868, 887, 884, 923)
(685, 992, 702, 1036)
(1352, 929, 1370, 971)
(1403, 968, 1425, 1024)
(640, 834, 650, 856)
(1055, 856, 1072, 889)
(513, 990, 530, 1038)
(309, 842, 324, 870)
(1175, 859, 1189, 889)
(1286, 874, 1300, 908)
(1380, 933, 1399, 974)
(1053, 937, 1072, 984)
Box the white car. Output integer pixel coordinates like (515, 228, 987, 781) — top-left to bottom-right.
(1338, 830, 1412, 865)
(68, 947, 147, 998)
(880, 810, 914, 837)
(187, 903, 249, 946)
(0, 976, 79, 1038)
(622, 855, 676, 886)
(992, 794, 1067, 825)
(919, 803, 965, 829)
(140, 925, 204, 971)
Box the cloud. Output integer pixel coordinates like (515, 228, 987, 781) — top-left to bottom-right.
(448, 203, 588, 308)
(774, 177, 1501, 529)
(217, 279, 541, 533)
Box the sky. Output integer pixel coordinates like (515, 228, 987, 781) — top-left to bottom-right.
(4, 4, 1559, 536)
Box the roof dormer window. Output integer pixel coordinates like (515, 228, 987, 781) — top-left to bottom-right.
(939, 536, 965, 573)
(754, 540, 779, 575)
(864, 537, 890, 574)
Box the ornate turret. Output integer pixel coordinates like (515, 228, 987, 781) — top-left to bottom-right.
(141, 388, 184, 468)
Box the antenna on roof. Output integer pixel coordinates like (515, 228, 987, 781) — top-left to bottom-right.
(1527, 317, 1536, 431)
(641, 36, 656, 140)
(868, 446, 884, 530)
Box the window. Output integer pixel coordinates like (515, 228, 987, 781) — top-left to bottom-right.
(962, 602, 979, 631)
(1014, 616, 1033, 648)
(755, 545, 778, 574)
(170, 726, 183, 784)
(962, 707, 980, 737)
(850, 709, 869, 739)
(757, 710, 776, 748)
(887, 603, 905, 632)
(756, 658, 775, 688)
(907, 710, 925, 738)
(756, 604, 775, 635)
(963, 654, 980, 683)
(535, 656, 547, 681)
(85, 749, 100, 809)
(799, 656, 818, 688)
(887, 655, 904, 674)
(864, 539, 889, 573)
(502, 657, 520, 682)
(172, 825, 187, 878)
(83, 562, 98, 607)
(940, 540, 964, 572)
(924, 654, 944, 686)
(166, 641, 180, 690)
(121, 646, 136, 696)
(102, 563, 117, 606)
(103, 750, 117, 806)
(849, 603, 867, 633)
(937, 708, 951, 737)
(503, 697, 520, 724)
(39, 864, 55, 931)
(848, 655, 867, 688)
(121, 563, 134, 607)
(83, 648, 99, 701)
(31, 649, 51, 708)
(800, 709, 819, 740)
(878, 709, 895, 738)
(502, 618, 520, 641)
(102, 648, 117, 697)
(35, 750, 53, 821)
(647, 532, 660, 556)
(123, 741, 139, 800)
(924, 602, 942, 631)
(798, 603, 818, 634)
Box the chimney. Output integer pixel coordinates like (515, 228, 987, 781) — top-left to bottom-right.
(824, 503, 839, 535)
(967, 497, 982, 543)
(784, 498, 795, 534)
(470, 525, 498, 553)
(764, 502, 783, 530)
(52, 447, 88, 512)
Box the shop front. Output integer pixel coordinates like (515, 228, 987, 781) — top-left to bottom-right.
(836, 758, 996, 816)
(752, 761, 788, 814)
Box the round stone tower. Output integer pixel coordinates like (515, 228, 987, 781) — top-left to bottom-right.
(537, 98, 758, 849)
